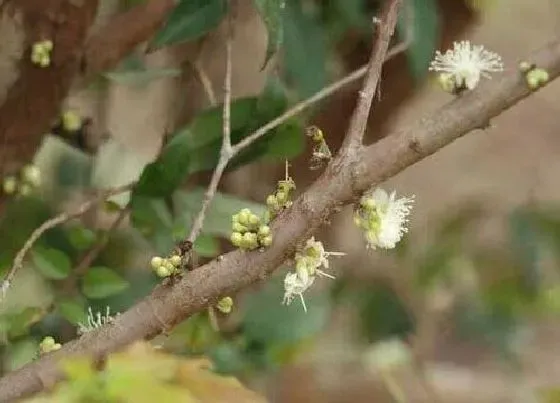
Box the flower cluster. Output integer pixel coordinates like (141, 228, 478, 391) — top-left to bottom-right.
(31, 40, 53, 68)
(230, 208, 272, 250)
(150, 254, 183, 278)
(429, 40, 503, 93)
(283, 237, 345, 312)
(39, 336, 61, 354)
(265, 174, 296, 222)
(61, 109, 83, 132)
(77, 306, 116, 335)
(305, 126, 332, 170)
(216, 296, 234, 314)
(354, 188, 414, 250)
(2, 164, 41, 197)
(519, 61, 550, 90)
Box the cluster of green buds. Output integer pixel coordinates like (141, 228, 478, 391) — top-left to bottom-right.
(39, 336, 61, 354)
(150, 254, 183, 278)
(519, 61, 550, 90)
(265, 175, 296, 222)
(305, 126, 332, 170)
(216, 296, 234, 314)
(230, 208, 272, 250)
(31, 40, 53, 68)
(2, 164, 41, 197)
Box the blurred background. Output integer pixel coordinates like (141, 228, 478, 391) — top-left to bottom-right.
(1, 0, 560, 401)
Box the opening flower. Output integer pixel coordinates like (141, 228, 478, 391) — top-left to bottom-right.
(355, 188, 414, 250)
(77, 306, 116, 335)
(282, 271, 316, 312)
(429, 40, 504, 91)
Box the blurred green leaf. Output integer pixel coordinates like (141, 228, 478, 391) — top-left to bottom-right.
(253, 0, 284, 68)
(6, 307, 45, 339)
(509, 210, 540, 297)
(242, 274, 330, 344)
(130, 196, 176, 254)
(150, 0, 228, 50)
(283, 0, 327, 97)
(82, 267, 130, 299)
(31, 247, 72, 280)
(57, 297, 87, 324)
(174, 189, 266, 237)
(193, 234, 220, 257)
(398, 0, 439, 80)
(67, 226, 97, 251)
(4, 339, 38, 371)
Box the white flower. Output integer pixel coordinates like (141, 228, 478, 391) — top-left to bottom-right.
(282, 271, 315, 312)
(357, 188, 414, 250)
(77, 306, 116, 335)
(429, 40, 503, 90)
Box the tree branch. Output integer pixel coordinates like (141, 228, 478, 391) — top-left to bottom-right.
(2, 35, 560, 403)
(339, 0, 402, 155)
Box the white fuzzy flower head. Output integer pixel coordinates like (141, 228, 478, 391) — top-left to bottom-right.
(355, 188, 414, 250)
(283, 271, 315, 312)
(429, 40, 503, 90)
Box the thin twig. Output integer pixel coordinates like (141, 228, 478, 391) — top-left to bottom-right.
(186, 1, 234, 244)
(0, 184, 133, 301)
(192, 60, 218, 107)
(339, 0, 402, 154)
(230, 31, 409, 156)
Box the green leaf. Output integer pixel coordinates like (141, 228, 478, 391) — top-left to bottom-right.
(134, 134, 191, 198)
(5, 339, 38, 371)
(174, 189, 266, 237)
(193, 234, 220, 257)
(57, 297, 87, 324)
(6, 307, 45, 339)
(67, 226, 97, 251)
(82, 267, 129, 299)
(31, 247, 72, 280)
(283, 0, 327, 97)
(149, 0, 228, 50)
(398, 0, 439, 80)
(253, 0, 284, 68)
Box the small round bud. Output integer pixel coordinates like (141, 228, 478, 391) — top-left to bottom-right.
(169, 255, 182, 267)
(312, 128, 323, 142)
(437, 73, 456, 94)
(535, 68, 550, 84)
(240, 208, 251, 215)
(39, 336, 61, 354)
(248, 214, 260, 226)
(156, 265, 171, 278)
(42, 40, 53, 51)
(238, 210, 250, 225)
(261, 235, 273, 247)
(21, 164, 41, 187)
(232, 222, 247, 233)
(39, 54, 50, 68)
(62, 110, 82, 132)
(230, 232, 243, 247)
(518, 61, 534, 73)
(361, 197, 376, 210)
(266, 194, 278, 208)
(216, 296, 234, 314)
(150, 256, 163, 270)
(526, 70, 541, 90)
(164, 260, 176, 272)
(18, 183, 32, 197)
(3, 176, 17, 195)
(242, 232, 258, 249)
(258, 225, 270, 237)
(276, 191, 287, 205)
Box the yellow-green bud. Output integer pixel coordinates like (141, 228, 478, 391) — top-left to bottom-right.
(156, 265, 171, 278)
(18, 183, 32, 197)
(258, 225, 270, 237)
(248, 214, 260, 226)
(62, 110, 82, 132)
(261, 235, 273, 247)
(169, 255, 182, 267)
(238, 210, 250, 225)
(230, 232, 243, 247)
(437, 73, 456, 94)
(232, 222, 247, 233)
(164, 260, 175, 272)
(526, 70, 541, 90)
(263, 210, 271, 224)
(39, 336, 61, 354)
(535, 68, 550, 84)
(150, 256, 163, 270)
(216, 296, 233, 314)
(361, 198, 375, 210)
(21, 164, 41, 187)
(42, 40, 53, 51)
(266, 194, 278, 208)
(240, 208, 251, 215)
(242, 232, 258, 249)
(3, 176, 17, 195)
(276, 191, 287, 205)
(38, 54, 50, 68)
(312, 128, 323, 142)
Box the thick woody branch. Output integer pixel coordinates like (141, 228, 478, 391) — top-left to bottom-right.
(1, 37, 560, 403)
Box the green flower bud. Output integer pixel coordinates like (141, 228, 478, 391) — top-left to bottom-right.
(39, 336, 61, 354)
(18, 183, 32, 197)
(240, 208, 251, 215)
(248, 214, 260, 226)
(62, 110, 82, 132)
(361, 197, 375, 210)
(238, 210, 250, 225)
(242, 232, 258, 249)
(230, 232, 243, 247)
(232, 222, 247, 233)
(535, 68, 550, 84)
(164, 260, 176, 272)
(156, 265, 171, 278)
(526, 70, 541, 90)
(42, 40, 53, 51)
(437, 73, 456, 94)
(2, 176, 17, 195)
(276, 191, 287, 205)
(266, 194, 278, 208)
(216, 296, 233, 314)
(169, 255, 182, 267)
(261, 235, 273, 247)
(22, 164, 41, 187)
(258, 225, 270, 237)
(150, 256, 163, 270)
